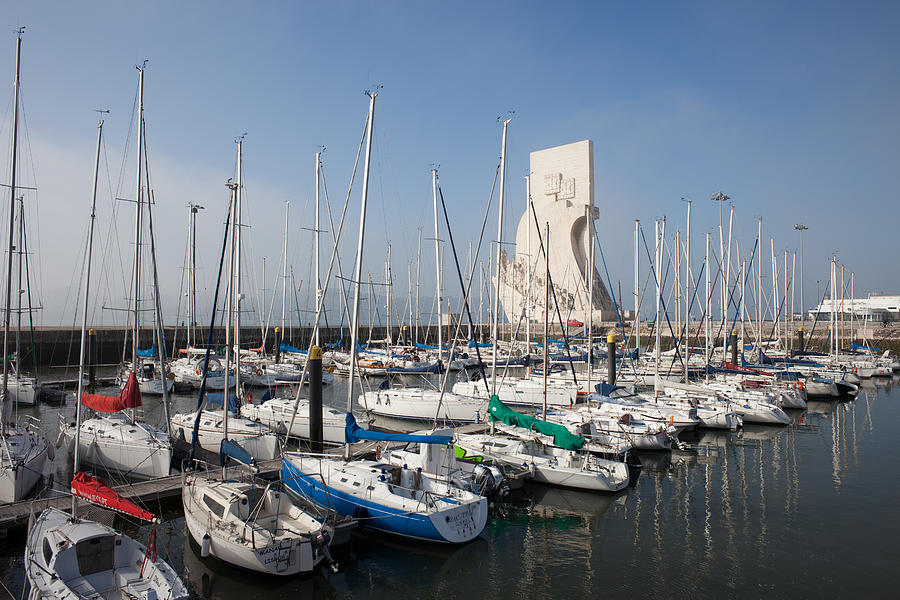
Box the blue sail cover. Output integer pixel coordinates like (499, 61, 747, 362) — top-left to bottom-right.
(136, 344, 157, 357)
(415, 342, 440, 350)
(468, 340, 490, 348)
(595, 383, 624, 397)
(344, 412, 452, 445)
(205, 392, 241, 415)
(280, 341, 307, 354)
(851, 342, 881, 352)
(385, 360, 443, 374)
(220, 439, 255, 467)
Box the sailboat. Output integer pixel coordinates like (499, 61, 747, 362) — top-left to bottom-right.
(119, 62, 173, 397)
(181, 177, 339, 575)
(358, 169, 488, 425)
(455, 397, 630, 492)
(24, 115, 187, 599)
(0, 29, 48, 503)
(7, 194, 40, 405)
(282, 91, 487, 544)
(59, 66, 172, 480)
(170, 141, 279, 462)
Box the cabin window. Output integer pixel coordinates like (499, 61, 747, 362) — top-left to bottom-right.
(75, 535, 115, 577)
(42, 538, 52, 565)
(203, 495, 226, 519)
(352, 481, 361, 487)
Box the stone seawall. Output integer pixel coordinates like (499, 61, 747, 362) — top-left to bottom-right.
(12, 319, 900, 368)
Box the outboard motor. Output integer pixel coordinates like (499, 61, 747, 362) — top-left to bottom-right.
(313, 529, 339, 573)
(473, 463, 495, 496)
(488, 465, 509, 498)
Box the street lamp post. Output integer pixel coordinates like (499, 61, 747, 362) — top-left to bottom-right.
(794, 223, 808, 323)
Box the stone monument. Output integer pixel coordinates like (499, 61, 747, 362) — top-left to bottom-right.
(496, 139, 614, 325)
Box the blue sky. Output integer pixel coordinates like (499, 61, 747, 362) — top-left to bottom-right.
(1, 1, 898, 327)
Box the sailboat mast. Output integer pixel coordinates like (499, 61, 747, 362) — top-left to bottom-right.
(542, 223, 549, 417)
(2, 30, 23, 415)
(386, 245, 393, 357)
(314, 151, 321, 347)
(724, 205, 733, 360)
(525, 175, 531, 348)
(72, 119, 104, 516)
(15, 196, 23, 375)
(345, 91, 377, 460)
(415, 228, 422, 347)
(757, 217, 762, 351)
(653, 220, 661, 396)
(791, 251, 796, 350)
(131, 65, 145, 374)
(234, 139, 243, 397)
(282, 201, 289, 335)
(223, 182, 237, 475)
(586, 205, 593, 393)
(634, 220, 639, 353)
(705, 232, 710, 383)
(432, 169, 442, 366)
(491, 118, 510, 395)
(685, 200, 691, 377)
(770, 239, 777, 349)
(188, 205, 195, 348)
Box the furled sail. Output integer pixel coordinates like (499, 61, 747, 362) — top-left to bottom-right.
(221, 439, 255, 467)
(136, 344, 157, 357)
(488, 395, 584, 451)
(280, 341, 307, 354)
(70, 472, 157, 522)
(205, 392, 241, 415)
(80, 370, 142, 412)
(344, 412, 452, 445)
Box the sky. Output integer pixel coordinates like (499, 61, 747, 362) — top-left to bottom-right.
(0, 1, 898, 329)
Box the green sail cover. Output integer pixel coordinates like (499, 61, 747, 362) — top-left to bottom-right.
(488, 395, 585, 451)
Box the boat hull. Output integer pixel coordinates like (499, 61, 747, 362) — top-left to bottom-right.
(281, 456, 486, 544)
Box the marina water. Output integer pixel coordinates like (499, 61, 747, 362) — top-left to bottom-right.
(2, 373, 898, 598)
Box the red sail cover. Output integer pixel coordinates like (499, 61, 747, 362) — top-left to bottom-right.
(71, 472, 157, 523)
(80, 371, 142, 412)
(722, 362, 773, 377)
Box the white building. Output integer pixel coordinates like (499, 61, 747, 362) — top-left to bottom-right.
(809, 294, 900, 322)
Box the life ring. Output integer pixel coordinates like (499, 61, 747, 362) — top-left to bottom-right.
(792, 381, 805, 390)
(255, 368, 263, 377)
(375, 445, 382, 460)
(195, 368, 202, 376)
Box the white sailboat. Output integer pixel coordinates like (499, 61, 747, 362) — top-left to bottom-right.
(454, 430, 629, 493)
(282, 91, 487, 544)
(170, 143, 279, 462)
(118, 62, 173, 397)
(182, 175, 339, 575)
(0, 29, 48, 503)
(24, 112, 187, 599)
(60, 66, 172, 480)
(241, 396, 346, 443)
